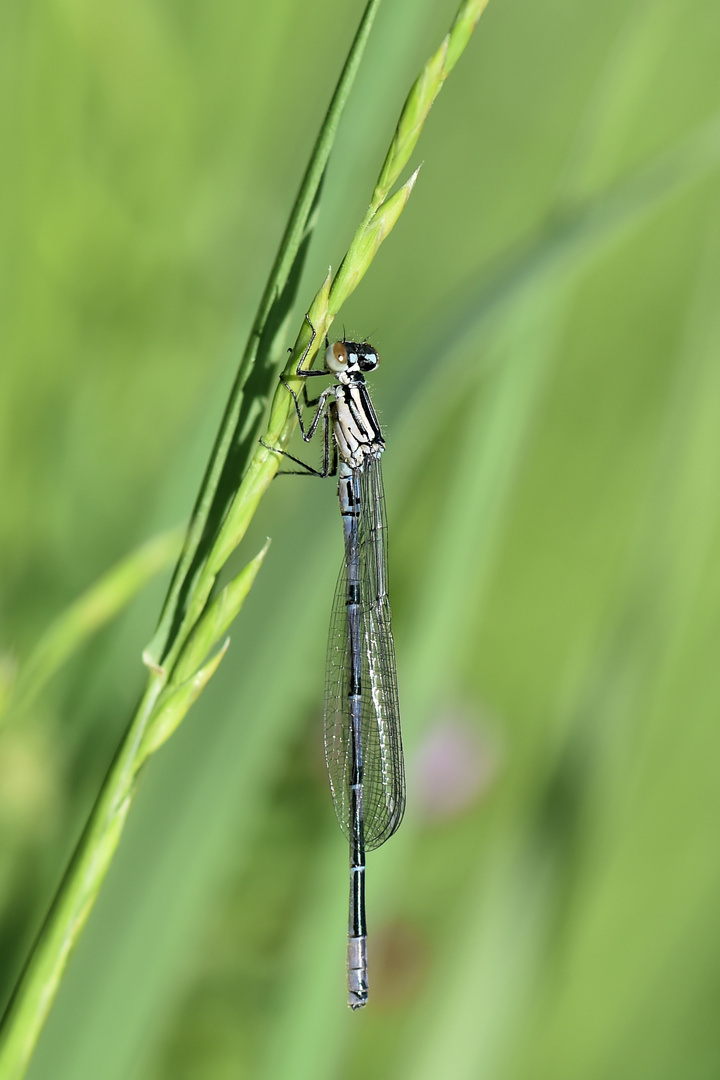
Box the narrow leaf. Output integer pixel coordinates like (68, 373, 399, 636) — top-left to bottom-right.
(329, 167, 421, 314)
(373, 39, 448, 204)
(172, 541, 270, 685)
(445, 0, 491, 74)
(372, 0, 490, 207)
(137, 641, 230, 766)
(5, 527, 183, 725)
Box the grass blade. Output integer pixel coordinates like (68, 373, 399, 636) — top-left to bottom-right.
(3, 527, 183, 726)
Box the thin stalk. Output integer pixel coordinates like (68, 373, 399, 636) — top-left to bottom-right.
(2, 527, 183, 727)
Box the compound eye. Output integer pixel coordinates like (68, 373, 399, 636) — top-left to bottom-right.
(325, 341, 348, 373)
(358, 347, 379, 372)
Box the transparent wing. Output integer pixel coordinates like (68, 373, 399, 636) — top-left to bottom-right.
(324, 457, 405, 851)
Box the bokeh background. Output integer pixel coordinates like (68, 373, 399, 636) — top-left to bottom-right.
(2, 0, 720, 1077)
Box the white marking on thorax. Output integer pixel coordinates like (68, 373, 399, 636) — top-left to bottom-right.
(332, 385, 380, 468)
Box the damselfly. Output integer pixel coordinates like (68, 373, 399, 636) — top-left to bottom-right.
(263, 319, 405, 1008)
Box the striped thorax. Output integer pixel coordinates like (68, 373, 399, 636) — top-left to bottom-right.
(325, 340, 385, 469)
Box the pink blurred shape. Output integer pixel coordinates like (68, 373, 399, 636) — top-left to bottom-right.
(412, 711, 499, 821)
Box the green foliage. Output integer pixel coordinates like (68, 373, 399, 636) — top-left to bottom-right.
(0, 0, 485, 1074)
(2, 1, 720, 1079)
(1, 528, 183, 727)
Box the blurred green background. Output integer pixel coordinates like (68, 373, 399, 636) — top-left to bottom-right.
(2, 0, 720, 1077)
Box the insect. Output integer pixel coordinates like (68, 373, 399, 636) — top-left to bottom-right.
(264, 319, 405, 1008)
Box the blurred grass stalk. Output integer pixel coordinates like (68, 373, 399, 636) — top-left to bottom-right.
(0, 2, 489, 1077)
(0, 527, 184, 727)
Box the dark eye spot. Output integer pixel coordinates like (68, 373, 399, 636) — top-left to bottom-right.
(359, 348, 379, 372)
